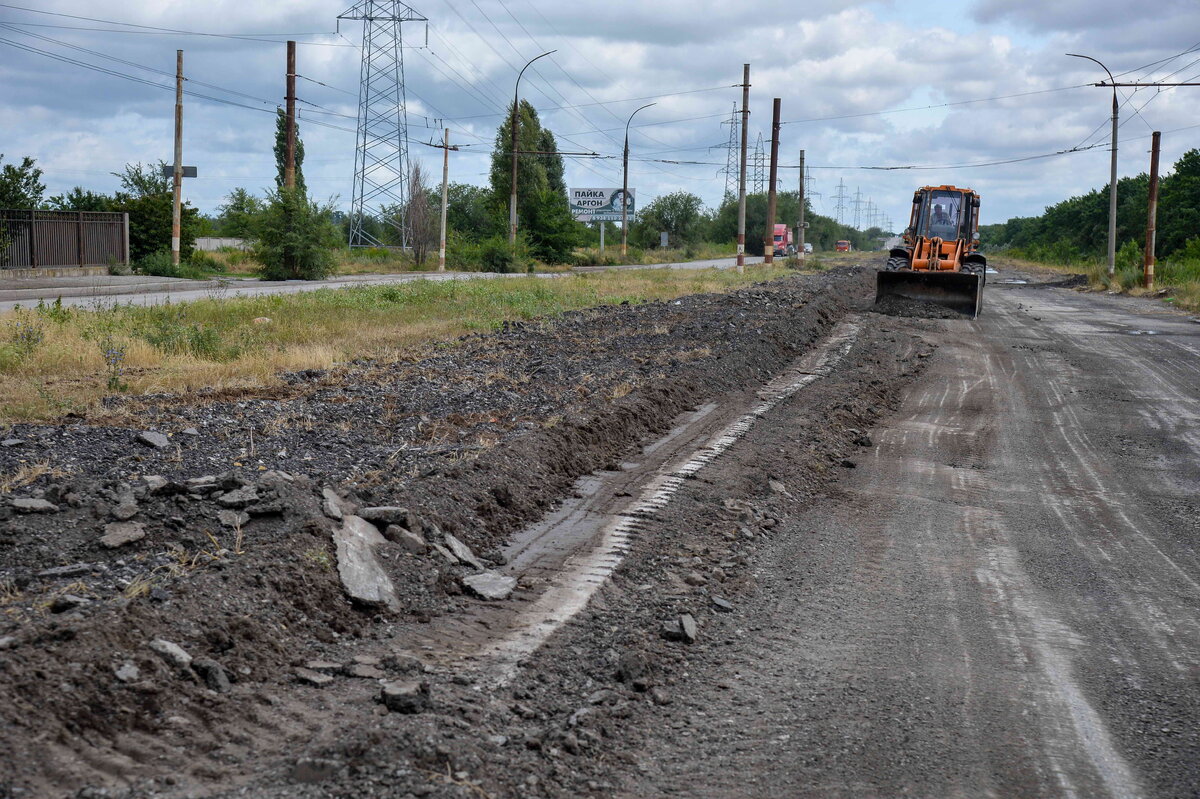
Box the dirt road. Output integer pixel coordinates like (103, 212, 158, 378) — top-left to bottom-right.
(561, 273, 1200, 797)
(2, 263, 1198, 798)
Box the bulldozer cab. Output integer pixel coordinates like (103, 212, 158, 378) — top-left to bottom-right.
(916, 189, 965, 241)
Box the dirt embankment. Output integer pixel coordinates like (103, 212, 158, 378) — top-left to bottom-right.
(0, 266, 885, 796)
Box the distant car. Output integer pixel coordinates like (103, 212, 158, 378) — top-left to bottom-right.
(803, 243, 813, 254)
(835, 240, 852, 252)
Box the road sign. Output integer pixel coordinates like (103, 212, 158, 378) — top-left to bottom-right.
(569, 188, 635, 223)
(161, 166, 198, 178)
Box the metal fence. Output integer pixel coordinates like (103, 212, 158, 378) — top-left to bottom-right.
(0, 209, 129, 269)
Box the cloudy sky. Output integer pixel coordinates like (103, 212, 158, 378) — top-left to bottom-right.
(1, 0, 1197, 229)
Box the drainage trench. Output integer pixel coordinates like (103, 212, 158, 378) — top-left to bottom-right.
(413, 317, 863, 682)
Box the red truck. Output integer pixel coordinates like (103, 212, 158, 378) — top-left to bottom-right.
(835, 240, 852, 252)
(772, 224, 796, 257)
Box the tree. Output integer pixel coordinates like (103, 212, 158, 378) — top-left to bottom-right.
(113, 161, 169, 198)
(254, 187, 339, 280)
(488, 100, 579, 262)
(0, 154, 45, 208)
(273, 108, 306, 195)
(1158, 148, 1200, 257)
(215, 188, 264, 238)
(46, 187, 113, 212)
(404, 162, 438, 266)
(109, 161, 198, 261)
(631, 191, 707, 248)
(446, 183, 501, 241)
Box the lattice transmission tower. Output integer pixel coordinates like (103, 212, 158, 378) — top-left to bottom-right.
(751, 133, 765, 195)
(338, 1, 427, 248)
(719, 103, 739, 202)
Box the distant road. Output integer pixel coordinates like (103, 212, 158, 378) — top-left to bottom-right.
(0, 256, 766, 312)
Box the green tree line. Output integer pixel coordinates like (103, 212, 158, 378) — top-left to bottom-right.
(979, 148, 1200, 265)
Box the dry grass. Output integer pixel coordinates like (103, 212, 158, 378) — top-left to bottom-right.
(0, 460, 67, 493)
(0, 265, 790, 422)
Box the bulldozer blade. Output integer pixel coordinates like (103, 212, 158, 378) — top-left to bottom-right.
(875, 270, 984, 318)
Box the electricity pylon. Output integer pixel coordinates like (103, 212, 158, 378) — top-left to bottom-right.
(338, 1, 427, 248)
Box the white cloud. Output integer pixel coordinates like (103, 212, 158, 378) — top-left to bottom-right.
(0, 0, 1196, 227)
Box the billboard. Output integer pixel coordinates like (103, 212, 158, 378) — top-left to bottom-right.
(569, 187, 635, 223)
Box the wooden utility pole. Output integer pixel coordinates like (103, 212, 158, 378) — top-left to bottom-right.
(797, 149, 806, 258)
(171, 49, 183, 267)
(735, 64, 750, 274)
(438, 128, 450, 272)
(1144, 131, 1161, 290)
(763, 97, 781, 265)
(285, 41, 297, 190)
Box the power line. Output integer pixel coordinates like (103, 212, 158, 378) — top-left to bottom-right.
(0, 4, 354, 46)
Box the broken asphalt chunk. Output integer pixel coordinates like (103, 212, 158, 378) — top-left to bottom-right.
(462, 570, 517, 601)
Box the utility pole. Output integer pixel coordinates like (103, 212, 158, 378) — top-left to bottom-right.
(797, 149, 806, 259)
(736, 64, 750, 273)
(764, 98, 781, 265)
(851, 187, 864, 229)
(438, 128, 450, 272)
(1068, 53, 1118, 279)
(171, 49, 183, 268)
(285, 41, 297, 190)
(1144, 131, 1161, 290)
(509, 50, 556, 248)
(622, 102, 655, 258)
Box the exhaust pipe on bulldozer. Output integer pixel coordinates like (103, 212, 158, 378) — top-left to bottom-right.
(875, 270, 984, 318)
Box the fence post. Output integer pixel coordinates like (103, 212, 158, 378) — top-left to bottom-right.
(28, 209, 38, 269)
(123, 212, 131, 268)
(77, 211, 85, 267)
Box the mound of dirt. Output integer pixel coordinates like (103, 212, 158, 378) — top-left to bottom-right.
(0, 266, 882, 795)
(870, 294, 971, 319)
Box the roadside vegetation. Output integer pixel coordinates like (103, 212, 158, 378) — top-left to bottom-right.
(4, 100, 883, 280)
(980, 148, 1200, 311)
(0, 264, 791, 421)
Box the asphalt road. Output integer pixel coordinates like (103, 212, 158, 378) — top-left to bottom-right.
(0, 256, 766, 312)
(630, 277, 1200, 796)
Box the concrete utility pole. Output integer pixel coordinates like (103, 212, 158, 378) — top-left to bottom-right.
(285, 41, 297, 190)
(1068, 53, 1118, 280)
(438, 128, 450, 272)
(1144, 130, 1161, 290)
(736, 64, 750, 273)
(797, 149, 806, 259)
(509, 50, 555, 248)
(764, 98, 781, 265)
(171, 49, 183, 268)
(622, 102, 656, 257)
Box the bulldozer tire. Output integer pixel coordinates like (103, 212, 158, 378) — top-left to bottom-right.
(884, 256, 906, 271)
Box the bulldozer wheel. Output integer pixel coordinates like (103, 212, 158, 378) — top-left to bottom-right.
(884, 256, 907, 271)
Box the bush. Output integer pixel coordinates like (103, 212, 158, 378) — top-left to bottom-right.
(135, 250, 177, 277)
(478, 235, 530, 273)
(188, 250, 223, 272)
(254, 188, 340, 280)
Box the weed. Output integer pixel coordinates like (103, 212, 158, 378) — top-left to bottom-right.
(611, 381, 633, 400)
(0, 460, 57, 492)
(9, 314, 44, 354)
(304, 546, 333, 571)
(100, 336, 128, 392)
(124, 573, 155, 598)
(0, 578, 21, 606)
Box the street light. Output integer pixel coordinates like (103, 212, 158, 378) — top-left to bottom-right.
(622, 102, 656, 257)
(1068, 52, 1118, 280)
(509, 50, 556, 247)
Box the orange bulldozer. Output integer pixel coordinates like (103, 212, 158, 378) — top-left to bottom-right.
(876, 185, 987, 317)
